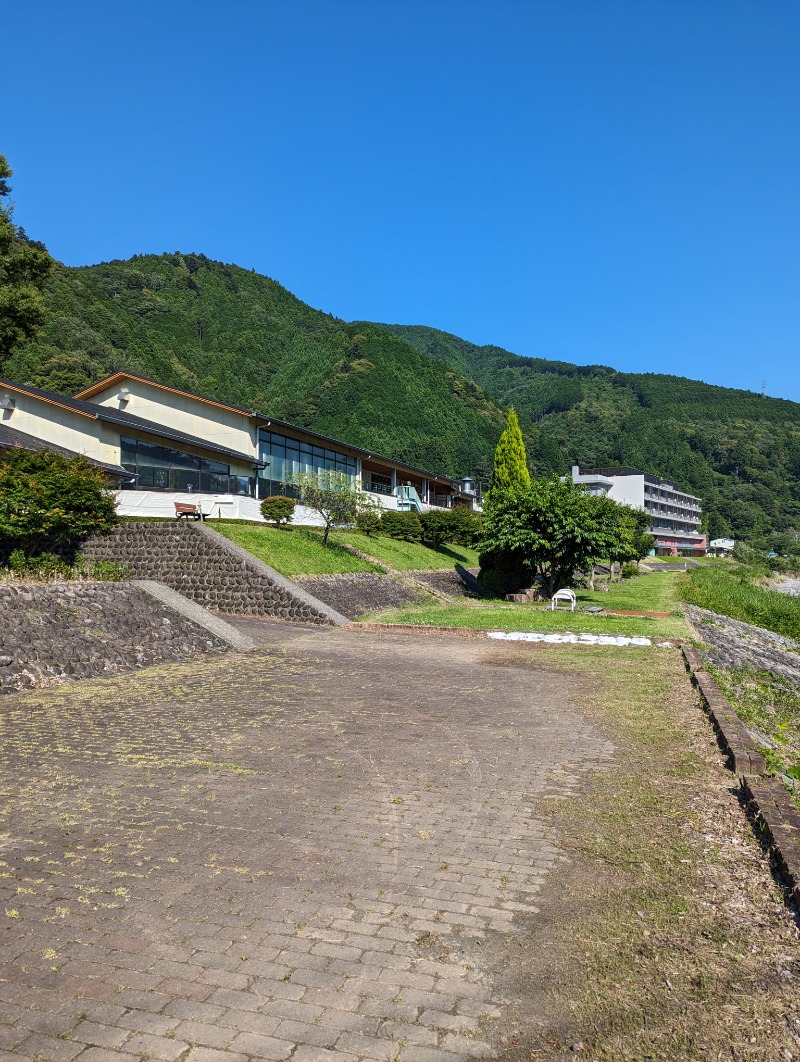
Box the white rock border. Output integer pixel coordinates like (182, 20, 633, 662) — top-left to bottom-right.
(487, 630, 672, 647)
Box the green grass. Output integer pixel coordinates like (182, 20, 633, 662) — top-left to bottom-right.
(212, 522, 479, 577)
(679, 564, 800, 641)
(333, 531, 479, 571)
(579, 571, 681, 613)
(710, 665, 800, 810)
(363, 572, 688, 638)
(214, 523, 381, 576)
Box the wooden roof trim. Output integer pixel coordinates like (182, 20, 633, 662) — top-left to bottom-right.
(0, 381, 97, 420)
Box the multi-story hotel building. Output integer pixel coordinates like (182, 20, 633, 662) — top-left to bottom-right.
(570, 464, 706, 556)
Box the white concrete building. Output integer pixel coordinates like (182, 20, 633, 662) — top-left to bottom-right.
(571, 464, 706, 556)
(0, 373, 479, 523)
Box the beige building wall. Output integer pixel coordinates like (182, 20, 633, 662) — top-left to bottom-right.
(1, 393, 119, 463)
(87, 379, 257, 457)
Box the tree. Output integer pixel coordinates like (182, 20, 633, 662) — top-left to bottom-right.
(0, 155, 53, 368)
(260, 495, 296, 527)
(488, 409, 531, 499)
(291, 470, 377, 546)
(0, 449, 119, 560)
(478, 477, 623, 597)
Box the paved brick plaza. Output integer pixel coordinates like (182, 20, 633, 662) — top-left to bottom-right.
(0, 627, 614, 1062)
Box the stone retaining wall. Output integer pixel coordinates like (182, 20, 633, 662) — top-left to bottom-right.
(295, 573, 424, 620)
(0, 581, 228, 694)
(413, 567, 481, 598)
(82, 522, 348, 625)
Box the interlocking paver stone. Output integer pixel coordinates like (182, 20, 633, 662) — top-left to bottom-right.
(0, 628, 613, 1060)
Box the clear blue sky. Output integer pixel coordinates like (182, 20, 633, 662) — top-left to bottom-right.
(5, 0, 799, 401)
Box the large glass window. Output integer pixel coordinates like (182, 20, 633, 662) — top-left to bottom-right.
(257, 429, 357, 498)
(120, 436, 252, 495)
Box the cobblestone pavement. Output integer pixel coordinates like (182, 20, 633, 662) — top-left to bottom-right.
(0, 627, 614, 1062)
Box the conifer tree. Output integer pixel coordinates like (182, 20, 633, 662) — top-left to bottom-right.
(488, 409, 530, 498)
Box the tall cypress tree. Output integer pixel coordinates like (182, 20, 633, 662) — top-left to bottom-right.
(489, 409, 531, 498)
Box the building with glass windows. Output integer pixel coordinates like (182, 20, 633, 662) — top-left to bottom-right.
(570, 464, 706, 556)
(0, 372, 478, 522)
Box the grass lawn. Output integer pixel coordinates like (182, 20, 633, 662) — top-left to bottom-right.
(363, 571, 689, 639)
(214, 522, 381, 576)
(334, 530, 479, 571)
(213, 522, 479, 577)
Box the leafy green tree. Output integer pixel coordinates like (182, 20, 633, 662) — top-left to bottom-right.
(0, 449, 119, 560)
(488, 409, 530, 499)
(259, 495, 296, 527)
(291, 470, 376, 546)
(478, 477, 623, 597)
(0, 155, 52, 368)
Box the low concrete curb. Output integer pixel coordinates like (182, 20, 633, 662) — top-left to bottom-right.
(134, 580, 259, 650)
(682, 645, 800, 906)
(196, 524, 351, 628)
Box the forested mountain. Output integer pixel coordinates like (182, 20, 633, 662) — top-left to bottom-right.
(382, 324, 800, 542)
(4, 253, 560, 480)
(4, 250, 798, 542)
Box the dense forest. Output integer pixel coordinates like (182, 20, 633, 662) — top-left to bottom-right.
(383, 324, 800, 542)
(3, 251, 798, 542)
(3, 254, 560, 481)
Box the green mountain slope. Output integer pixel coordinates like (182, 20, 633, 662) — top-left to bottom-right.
(5, 253, 560, 480)
(6, 249, 798, 542)
(382, 324, 800, 541)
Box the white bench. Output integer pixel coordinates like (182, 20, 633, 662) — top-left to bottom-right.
(550, 588, 576, 612)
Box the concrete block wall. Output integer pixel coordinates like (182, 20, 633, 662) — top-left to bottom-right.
(82, 522, 349, 626)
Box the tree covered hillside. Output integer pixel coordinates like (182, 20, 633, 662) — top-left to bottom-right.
(4, 253, 560, 480)
(382, 324, 800, 541)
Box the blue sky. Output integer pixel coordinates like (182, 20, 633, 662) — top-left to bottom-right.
(5, 0, 799, 401)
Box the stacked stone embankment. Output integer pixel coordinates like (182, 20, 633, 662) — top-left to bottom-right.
(296, 572, 423, 619)
(82, 522, 348, 625)
(0, 581, 227, 694)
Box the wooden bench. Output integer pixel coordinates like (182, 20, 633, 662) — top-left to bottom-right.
(174, 501, 206, 521)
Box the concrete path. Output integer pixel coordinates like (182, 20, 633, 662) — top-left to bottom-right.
(0, 628, 614, 1062)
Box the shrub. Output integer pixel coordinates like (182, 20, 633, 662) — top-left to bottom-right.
(381, 510, 423, 542)
(260, 495, 296, 527)
(355, 509, 382, 536)
(420, 510, 454, 548)
(447, 507, 483, 547)
(0, 449, 118, 561)
(621, 562, 638, 579)
(3, 551, 130, 581)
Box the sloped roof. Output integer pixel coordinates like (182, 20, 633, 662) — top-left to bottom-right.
(0, 378, 256, 465)
(72, 372, 459, 484)
(0, 422, 129, 477)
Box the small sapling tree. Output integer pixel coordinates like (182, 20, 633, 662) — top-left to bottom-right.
(291, 470, 377, 546)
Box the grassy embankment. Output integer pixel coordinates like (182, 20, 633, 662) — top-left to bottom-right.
(510, 642, 800, 1059)
(679, 563, 800, 805)
(213, 521, 479, 577)
(365, 570, 689, 639)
